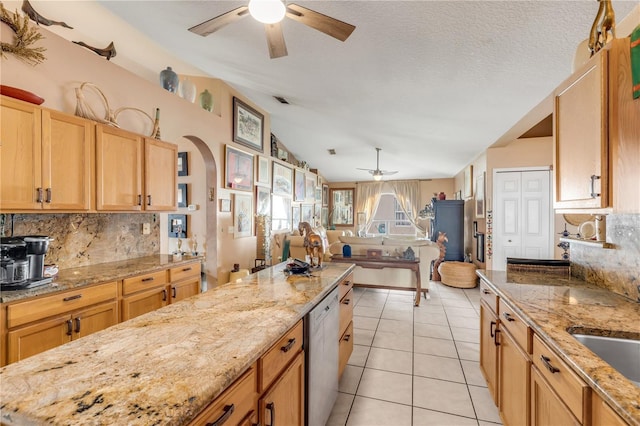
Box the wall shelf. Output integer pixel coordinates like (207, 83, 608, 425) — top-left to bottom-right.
(559, 237, 614, 249)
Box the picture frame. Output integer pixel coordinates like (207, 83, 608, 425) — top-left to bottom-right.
(475, 172, 486, 218)
(177, 183, 188, 208)
(305, 176, 316, 202)
(168, 214, 187, 238)
(292, 204, 301, 230)
(322, 184, 329, 206)
(321, 206, 328, 227)
(272, 162, 293, 197)
(330, 188, 354, 226)
(294, 169, 305, 202)
(220, 198, 231, 212)
(464, 164, 473, 199)
(177, 152, 188, 176)
(256, 156, 270, 186)
(256, 185, 271, 216)
(225, 145, 254, 191)
(271, 194, 292, 231)
(233, 193, 252, 238)
(232, 97, 264, 152)
(301, 204, 314, 224)
(315, 187, 322, 203)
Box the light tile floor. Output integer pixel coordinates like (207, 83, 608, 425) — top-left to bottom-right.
(327, 281, 503, 426)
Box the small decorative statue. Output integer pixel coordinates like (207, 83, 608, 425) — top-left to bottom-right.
(299, 221, 324, 268)
(432, 232, 448, 281)
(402, 246, 415, 261)
(588, 0, 616, 56)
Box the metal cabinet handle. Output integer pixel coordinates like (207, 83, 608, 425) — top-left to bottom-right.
(63, 294, 82, 302)
(172, 286, 177, 298)
(540, 355, 560, 374)
(266, 402, 275, 426)
(45, 188, 52, 203)
(162, 289, 167, 301)
(142, 277, 155, 282)
(343, 280, 351, 286)
(205, 404, 234, 426)
(503, 312, 515, 322)
(182, 267, 192, 272)
(343, 334, 351, 342)
(590, 175, 601, 198)
(494, 329, 501, 346)
(147, 195, 152, 206)
(66, 319, 73, 336)
(137, 194, 142, 206)
(490, 320, 497, 338)
(280, 338, 296, 353)
(342, 298, 351, 305)
(36, 187, 43, 203)
(75, 317, 81, 333)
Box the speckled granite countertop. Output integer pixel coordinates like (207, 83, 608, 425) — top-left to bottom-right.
(478, 270, 640, 425)
(0, 255, 202, 304)
(0, 262, 354, 425)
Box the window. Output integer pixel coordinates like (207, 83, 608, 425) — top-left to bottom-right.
(366, 194, 416, 236)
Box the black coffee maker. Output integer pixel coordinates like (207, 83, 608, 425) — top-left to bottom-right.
(0, 236, 53, 290)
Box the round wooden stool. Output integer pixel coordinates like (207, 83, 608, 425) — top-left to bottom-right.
(438, 261, 478, 288)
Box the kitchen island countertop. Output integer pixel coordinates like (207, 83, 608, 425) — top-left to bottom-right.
(478, 270, 640, 425)
(0, 262, 355, 425)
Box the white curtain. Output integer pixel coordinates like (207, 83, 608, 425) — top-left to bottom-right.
(355, 182, 384, 235)
(388, 180, 425, 235)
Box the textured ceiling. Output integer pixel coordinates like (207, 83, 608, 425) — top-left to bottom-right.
(15, 1, 639, 182)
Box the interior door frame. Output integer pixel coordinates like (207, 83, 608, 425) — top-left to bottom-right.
(492, 166, 554, 270)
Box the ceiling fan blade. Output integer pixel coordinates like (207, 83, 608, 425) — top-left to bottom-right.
(188, 6, 249, 37)
(381, 171, 399, 175)
(356, 168, 374, 172)
(285, 4, 355, 42)
(264, 22, 288, 59)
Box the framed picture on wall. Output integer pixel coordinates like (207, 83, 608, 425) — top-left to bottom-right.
(321, 206, 328, 227)
(464, 165, 473, 199)
(292, 204, 301, 230)
(225, 145, 254, 191)
(294, 169, 305, 202)
(256, 156, 270, 186)
(177, 183, 188, 208)
(330, 188, 354, 226)
(272, 162, 293, 197)
(256, 185, 271, 216)
(233, 97, 264, 152)
(168, 214, 187, 238)
(271, 194, 292, 231)
(305, 176, 316, 201)
(233, 193, 252, 238)
(220, 199, 231, 212)
(475, 172, 485, 218)
(301, 204, 313, 224)
(322, 184, 329, 206)
(177, 152, 188, 176)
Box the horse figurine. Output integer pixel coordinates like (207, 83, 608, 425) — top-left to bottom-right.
(298, 222, 324, 268)
(589, 0, 616, 56)
(432, 231, 448, 281)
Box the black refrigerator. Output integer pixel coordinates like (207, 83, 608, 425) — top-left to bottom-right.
(429, 199, 464, 262)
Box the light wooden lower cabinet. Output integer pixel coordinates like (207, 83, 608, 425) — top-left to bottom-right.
(260, 351, 304, 426)
(338, 320, 353, 378)
(120, 287, 169, 321)
(592, 392, 626, 426)
(499, 326, 531, 426)
(531, 365, 581, 426)
(338, 273, 354, 379)
(479, 300, 499, 402)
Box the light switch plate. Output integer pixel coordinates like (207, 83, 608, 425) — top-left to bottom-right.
(142, 223, 151, 235)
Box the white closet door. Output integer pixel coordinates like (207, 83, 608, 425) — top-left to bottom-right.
(493, 169, 552, 270)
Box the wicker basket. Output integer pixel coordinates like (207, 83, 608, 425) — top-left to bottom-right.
(438, 261, 478, 288)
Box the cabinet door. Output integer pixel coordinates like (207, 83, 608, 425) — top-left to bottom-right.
(144, 138, 177, 211)
(73, 301, 118, 339)
(260, 352, 304, 426)
(96, 125, 143, 211)
(592, 392, 627, 426)
(338, 321, 353, 378)
(41, 110, 93, 210)
(499, 328, 531, 426)
(0, 97, 42, 210)
(554, 50, 608, 209)
(121, 287, 168, 321)
(170, 278, 200, 303)
(531, 366, 580, 426)
(7, 315, 72, 363)
(480, 301, 499, 403)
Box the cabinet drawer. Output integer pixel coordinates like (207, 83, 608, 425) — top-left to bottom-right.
(169, 262, 201, 282)
(122, 270, 167, 295)
(480, 280, 498, 314)
(339, 321, 353, 378)
(498, 299, 530, 353)
(189, 364, 257, 426)
(338, 272, 354, 301)
(339, 288, 354, 339)
(259, 320, 303, 393)
(7, 282, 118, 328)
(532, 334, 589, 423)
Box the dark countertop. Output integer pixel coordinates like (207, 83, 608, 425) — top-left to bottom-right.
(0, 255, 202, 304)
(478, 270, 640, 425)
(0, 262, 355, 425)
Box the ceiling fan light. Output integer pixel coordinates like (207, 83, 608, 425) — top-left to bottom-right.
(248, 0, 286, 24)
(373, 173, 383, 181)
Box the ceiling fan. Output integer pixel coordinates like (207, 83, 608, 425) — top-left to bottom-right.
(188, 0, 356, 59)
(357, 148, 398, 181)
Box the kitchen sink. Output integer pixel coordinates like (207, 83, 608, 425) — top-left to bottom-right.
(570, 333, 640, 387)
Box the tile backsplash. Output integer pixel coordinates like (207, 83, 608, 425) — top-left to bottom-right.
(571, 214, 640, 302)
(2, 213, 160, 269)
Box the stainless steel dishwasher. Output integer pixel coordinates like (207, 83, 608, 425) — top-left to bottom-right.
(305, 286, 339, 426)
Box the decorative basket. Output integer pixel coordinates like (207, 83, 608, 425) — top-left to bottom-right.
(438, 261, 478, 288)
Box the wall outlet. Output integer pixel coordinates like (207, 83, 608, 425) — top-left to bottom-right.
(228, 226, 235, 234)
(142, 223, 151, 235)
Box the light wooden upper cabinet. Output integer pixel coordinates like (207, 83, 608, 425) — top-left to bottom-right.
(554, 37, 640, 212)
(144, 138, 177, 211)
(96, 126, 177, 212)
(96, 125, 144, 211)
(1, 97, 93, 211)
(553, 48, 608, 209)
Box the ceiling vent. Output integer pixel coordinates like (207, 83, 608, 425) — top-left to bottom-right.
(328, 149, 336, 155)
(274, 96, 289, 104)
